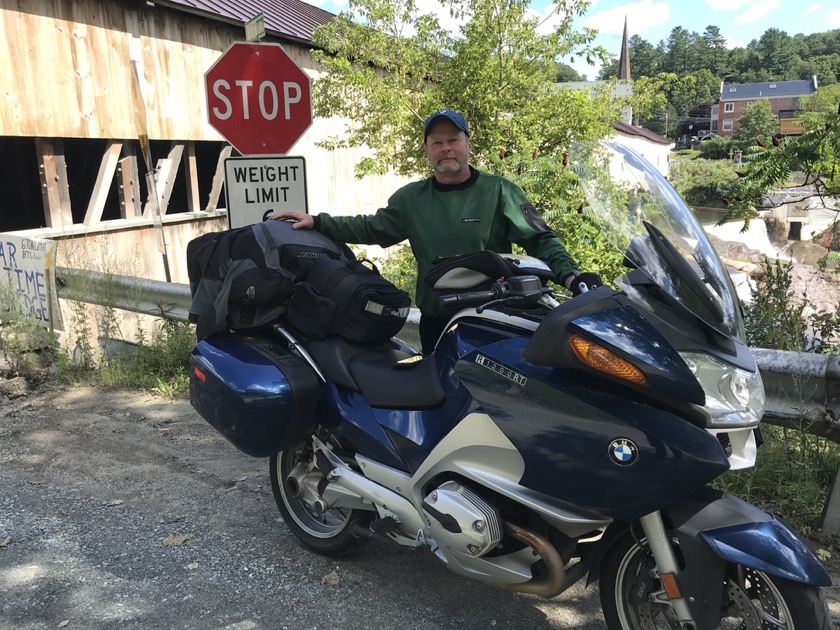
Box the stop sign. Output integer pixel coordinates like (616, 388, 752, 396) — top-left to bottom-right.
(205, 42, 312, 155)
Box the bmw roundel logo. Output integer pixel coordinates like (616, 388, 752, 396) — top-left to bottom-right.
(609, 438, 639, 467)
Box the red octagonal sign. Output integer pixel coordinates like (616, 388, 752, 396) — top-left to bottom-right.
(205, 42, 312, 155)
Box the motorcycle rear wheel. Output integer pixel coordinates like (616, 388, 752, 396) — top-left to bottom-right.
(600, 533, 831, 630)
(270, 438, 371, 556)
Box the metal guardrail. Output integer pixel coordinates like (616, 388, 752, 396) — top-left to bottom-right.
(56, 267, 193, 322)
(53, 266, 840, 430)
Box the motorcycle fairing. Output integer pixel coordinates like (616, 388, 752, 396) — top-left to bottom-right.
(524, 289, 708, 409)
(410, 411, 611, 540)
(449, 320, 731, 520)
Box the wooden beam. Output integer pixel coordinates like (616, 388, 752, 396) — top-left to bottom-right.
(205, 145, 232, 211)
(35, 139, 73, 228)
(184, 141, 201, 213)
(83, 141, 123, 226)
(118, 153, 142, 219)
(142, 142, 184, 219)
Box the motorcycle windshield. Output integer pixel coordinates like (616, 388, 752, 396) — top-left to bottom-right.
(575, 142, 743, 340)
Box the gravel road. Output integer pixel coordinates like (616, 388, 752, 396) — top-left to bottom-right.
(1, 381, 839, 630)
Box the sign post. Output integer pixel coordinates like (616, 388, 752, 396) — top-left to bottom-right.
(224, 156, 308, 228)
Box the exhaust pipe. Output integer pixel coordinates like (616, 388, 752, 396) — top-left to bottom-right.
(500, 521, 566, 598)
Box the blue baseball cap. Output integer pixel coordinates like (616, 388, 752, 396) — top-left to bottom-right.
(424, 109, 470, 139)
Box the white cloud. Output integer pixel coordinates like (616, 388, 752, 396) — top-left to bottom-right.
(734, 0, 780, 24)
(829, 8, 840, 25)
(582, 0, 670, 38)
(704, 0, 754, 10)
(805, 4, 822, 15)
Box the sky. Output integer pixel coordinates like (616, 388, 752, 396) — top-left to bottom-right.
(305, 0, 840, 80)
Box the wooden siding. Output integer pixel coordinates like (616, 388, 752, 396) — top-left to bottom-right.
(2, 0, 238, 139)
(1, 0, 359, 146)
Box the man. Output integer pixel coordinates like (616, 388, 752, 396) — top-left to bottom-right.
(273, 108, 600, 354)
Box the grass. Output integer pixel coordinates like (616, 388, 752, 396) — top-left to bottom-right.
(57, 318, 194, 397)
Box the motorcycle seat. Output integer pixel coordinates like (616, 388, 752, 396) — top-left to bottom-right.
(303, 338, 445, 408)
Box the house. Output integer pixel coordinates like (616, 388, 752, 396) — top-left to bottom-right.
(610, 121, 673, 176)
(711, 77, 818, 137)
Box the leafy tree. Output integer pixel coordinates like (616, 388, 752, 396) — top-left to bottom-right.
(671, 69, 719, 116)
(663, 26, 699, 75)
(796, 54, 840, 85)
(805, 83, 840, 114)
(597, 56, 619, 80)
(630, 73, 678, 126)
(728, 47, 762, 82)
(670, 157, 738, 208)
(628, 34, 663, 78)
(755, 29, 796, 79)
(733, 100, 779, 148)
(311, 0, 618, 179)
(555, 61, 584, 82)
(700, 25, 728, 77)
(597, 35, 663, 80)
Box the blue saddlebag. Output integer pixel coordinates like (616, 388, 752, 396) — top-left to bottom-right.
(189, 332, 321, 457)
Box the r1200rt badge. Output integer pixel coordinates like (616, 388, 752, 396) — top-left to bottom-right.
(608, 438, 639, 467)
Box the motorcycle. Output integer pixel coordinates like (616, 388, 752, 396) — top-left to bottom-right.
(189, 142, 832, 630)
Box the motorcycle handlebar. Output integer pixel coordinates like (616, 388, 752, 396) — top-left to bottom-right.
(437, 287, 501, 309)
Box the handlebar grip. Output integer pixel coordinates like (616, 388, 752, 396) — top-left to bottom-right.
(438, 288, 500, 308)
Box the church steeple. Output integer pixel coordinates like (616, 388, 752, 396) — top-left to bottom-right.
(618, 16, 631, 80)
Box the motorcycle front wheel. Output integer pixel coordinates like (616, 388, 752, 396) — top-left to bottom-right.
(270, 438, 371, 556)
(600, 533, 831, 630)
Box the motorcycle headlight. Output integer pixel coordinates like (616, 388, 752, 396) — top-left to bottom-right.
(680, 352, 765, 427)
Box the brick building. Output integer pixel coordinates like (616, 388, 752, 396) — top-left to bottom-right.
(711, 77, 818, 137)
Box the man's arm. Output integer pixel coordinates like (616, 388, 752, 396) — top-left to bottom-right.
(271, 206, 407, 247)
(499, 185, 578, 280)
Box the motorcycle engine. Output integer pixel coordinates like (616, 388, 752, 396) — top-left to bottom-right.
(421, 481, 503, 557)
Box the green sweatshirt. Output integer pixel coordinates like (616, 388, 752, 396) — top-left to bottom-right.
(317, 167, 580, 316)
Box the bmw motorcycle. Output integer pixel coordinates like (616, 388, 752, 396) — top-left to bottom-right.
(189, 143, 832, 629)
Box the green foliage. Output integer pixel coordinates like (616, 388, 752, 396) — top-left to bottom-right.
(97, 319, 194, 397)
(311, 0, 620, 179)
(697, 135, 736, 160)
(733, 100, 778, 148)
(744, 258, 807, 350)
(0, 321, 55, 380)
(491, 151, 624, 281)
(61, 317, 194, 397)
(669, 156, 737, 208)
(0, 278, 57, 379)
(372, 244, 418, 303)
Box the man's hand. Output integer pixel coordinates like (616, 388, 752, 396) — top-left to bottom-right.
(270, 211, 314, 230)
(570, 272, 603, 296)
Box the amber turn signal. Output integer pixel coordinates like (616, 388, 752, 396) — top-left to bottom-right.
(569, 334, 648, 386)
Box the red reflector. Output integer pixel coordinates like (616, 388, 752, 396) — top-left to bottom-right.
(193, 367, 206, 383)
